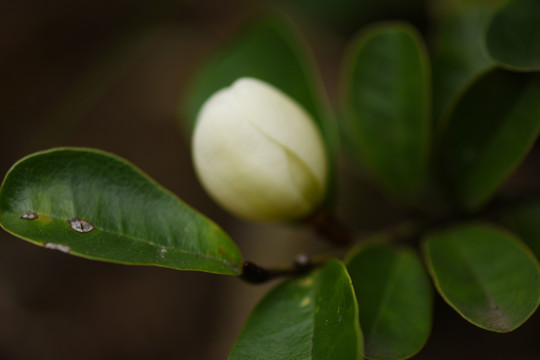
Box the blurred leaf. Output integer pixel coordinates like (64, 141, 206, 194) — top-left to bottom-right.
(346, 244, 432, 360)
(485, 0, 540, 71)
(182, 17, 337, 156)
(423, 223, 540, 332)
(501, 202, 540, 261)
(341, 22, 431, 196)
(431, 7, 493, 124)
(230, 260, 363, 360)
(284, 0, 426, 34)
(438, 69, 540, 210)
(0, 148, 243, 275)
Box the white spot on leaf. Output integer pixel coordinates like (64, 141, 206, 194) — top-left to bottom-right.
(159, 247, 168, 258)
(20, 212, 38, 220)
(300, 297, 311, 307)
(44, 242, 71, 253)
(299, 277, 313, 288)
(68, 217, 95, 233)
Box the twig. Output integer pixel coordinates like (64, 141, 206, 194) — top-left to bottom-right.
(239, 254, 321, 284)
(239, 190, 539, 284)
(307, 208, 352, 247)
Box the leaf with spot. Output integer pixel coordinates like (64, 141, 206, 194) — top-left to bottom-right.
(423, 223, 540, 332)
(346, 244, 432, 360)
(229, 260, 363, 360)
(0, 148, 243, 275)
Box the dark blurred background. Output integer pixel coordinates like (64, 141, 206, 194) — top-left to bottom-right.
(1, 0, 540, 359)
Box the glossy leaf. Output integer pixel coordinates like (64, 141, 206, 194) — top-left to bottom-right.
(423, 223, 540, 332)
(0, 148, 243, 275)
(182, 18, 336, 156)
(485, 0, 540, 71)
(230, 260, 362, 360)
(501, 202, 540, 261)
(341, 22, 430, 196)
(438, 69, 540, 210)
(346, 244, 432, 360)
(431, 7, 493, 124)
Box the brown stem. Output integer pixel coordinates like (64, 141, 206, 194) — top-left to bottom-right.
(240, 186, 540, 284)
(307, 208, 352, 247)
(239, 254, 321, 284)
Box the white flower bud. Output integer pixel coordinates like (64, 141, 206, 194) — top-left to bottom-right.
(192, 77, 328, 222)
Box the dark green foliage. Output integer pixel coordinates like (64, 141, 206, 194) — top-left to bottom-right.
(341, 23, 430, 196)
(431, 7, 493, 124)
(0, 148, 243, 275)
(229, 260, 362, 360)
(347, 244, 432, 360)
(486, 0, 540, 71)
(437, 70, 540, 210)
(423, 224, 540, 332)
(502, 202, 540, 261)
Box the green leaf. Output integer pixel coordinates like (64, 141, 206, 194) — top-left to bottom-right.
(0, 148, 243, 275)
(285, 0, 425, 34)
(181, 17, 337, 157)
(501, 202, 540, 261)
(485, 0, 540, 71)
(346, 244, 432, 360)
(438, 69, 540, 210)
(341, 22, 431, 196)
(423, 223, 540, 332)
(230, 260, 363, 360)
(431, 7, 493, 124)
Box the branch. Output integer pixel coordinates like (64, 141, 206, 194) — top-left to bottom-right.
(239, 254, 320, 284)
(307, 208, 352, 247)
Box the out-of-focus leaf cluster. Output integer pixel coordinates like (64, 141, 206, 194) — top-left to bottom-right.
(183, 0, 540, 358)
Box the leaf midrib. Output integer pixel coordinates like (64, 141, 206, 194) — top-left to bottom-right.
(14, 209, 239, 271)
(366, 254, 401, 347)
(443, 239, 511, 329)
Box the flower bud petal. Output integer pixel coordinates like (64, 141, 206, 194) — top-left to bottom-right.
(192, 77, 328, 222)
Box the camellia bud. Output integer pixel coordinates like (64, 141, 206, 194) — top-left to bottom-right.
(192, 77, 328, 222)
